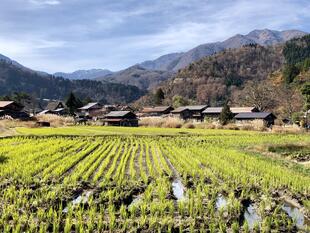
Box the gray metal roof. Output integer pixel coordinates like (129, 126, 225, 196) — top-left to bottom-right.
(142, 106, 172, 113)
(203, 107, 222, 114)
(171, 105, 207, 113)
(105, 111, 132, 117)
(203, 107, 257, 114)
(79, 102, 100, 110)
(234, 112, 275, 119)
(171, 107, 188, 113)
(185, 105, 208, 111)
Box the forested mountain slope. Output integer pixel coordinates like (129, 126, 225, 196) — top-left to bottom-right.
(0, 60, 145, 104)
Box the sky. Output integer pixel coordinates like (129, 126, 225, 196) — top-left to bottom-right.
(0, 0, 309, 73)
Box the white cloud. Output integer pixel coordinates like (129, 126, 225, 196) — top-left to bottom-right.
(0, 0, 309, 73)
(29, 0, 61, 6)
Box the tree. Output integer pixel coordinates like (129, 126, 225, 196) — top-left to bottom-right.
(172, 95, 189, 108)
(301, 83, 310, 111)
(234, 80, 276, 111)
(65, 92, 83, 115)
(282, 64, 300, 84)
(154, 88, 165, 105)
(83, 96, 94, 105)
(219, 102, 234, 125)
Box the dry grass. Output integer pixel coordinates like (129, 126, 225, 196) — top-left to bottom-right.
(182, 122, 195, 129)
(35, 114, 75, 127)
(271, 125, 306, 134)
(139, 117, 184, 128)
(195, 123, 216, 129)
(223, 123, 240, 130)
(0, 119, 36, 128)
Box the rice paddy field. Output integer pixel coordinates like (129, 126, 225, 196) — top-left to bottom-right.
(0, 126, 310, 232)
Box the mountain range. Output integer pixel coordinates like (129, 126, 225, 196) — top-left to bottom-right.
(95, 29, 307, 90)
(0, 28, 308, 105)
(55, 29, 307, 86)
(139, 29, 307, 72)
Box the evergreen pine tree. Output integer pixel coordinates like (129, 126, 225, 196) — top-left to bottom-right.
(66, 92, 83, 115)
(154, 88, 165, 105)
(219, 102, 234, 125)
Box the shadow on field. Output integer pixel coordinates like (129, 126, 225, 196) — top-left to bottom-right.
(0, 155, 8, 164)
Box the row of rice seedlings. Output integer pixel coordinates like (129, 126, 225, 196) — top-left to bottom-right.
(64, 139, 112, 184)
(92, 138, 122, 183)
(128, 141, 140, 179)
(114, 138, 135, 184)
(81, 139, 117, 181)
(138, 140, 148, 183)
(103, 139, 128, 181)
(43, 140, 101, 180)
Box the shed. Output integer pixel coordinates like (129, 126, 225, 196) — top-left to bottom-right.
(141, 106, 174, 116)
(103, 111, 138, 127)
(234, 112, 276, 126)
(171, 107, 192, 120)
(171, 105, 207, 121)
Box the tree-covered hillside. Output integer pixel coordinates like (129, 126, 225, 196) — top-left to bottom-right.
(140, 44, 283, 106)
(0, 60, 146, 104)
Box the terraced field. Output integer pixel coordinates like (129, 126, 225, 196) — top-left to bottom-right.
(0, 129, 309, 232)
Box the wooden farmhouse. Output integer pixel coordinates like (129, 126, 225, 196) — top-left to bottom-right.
(234, 112, 276, 126)
(78, 102, 103, 118)
(171, 105, 208, 121)
(40, 101, 66, 115)
(203, 107, 259, 119)
(140, 106, 174, 117)
(171, 107, 191, 120)
(103, 111, 138, 127)
(0, 101, 29, 120)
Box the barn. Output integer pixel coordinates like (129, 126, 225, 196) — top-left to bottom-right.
(0, 101, 29, 120)
(78, 102, 102, 116)
(234, 112, 276, 127)
(103, 111, 138, 127)
(43, 101, 66, 115)
(141, 106, 174, 117)
(170, 107, 192, 120)
(171, 105, 208, 121)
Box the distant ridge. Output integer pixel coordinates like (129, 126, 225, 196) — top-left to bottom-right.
(139, 29, 308, 72)
(96, 29, 307, 90)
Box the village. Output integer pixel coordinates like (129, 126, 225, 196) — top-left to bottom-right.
(0, 99, 286, 129)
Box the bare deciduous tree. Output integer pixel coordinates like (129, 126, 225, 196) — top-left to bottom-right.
(232, 80, 276, 111)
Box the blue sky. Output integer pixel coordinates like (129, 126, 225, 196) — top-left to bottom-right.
(0, 0, 309, 73)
